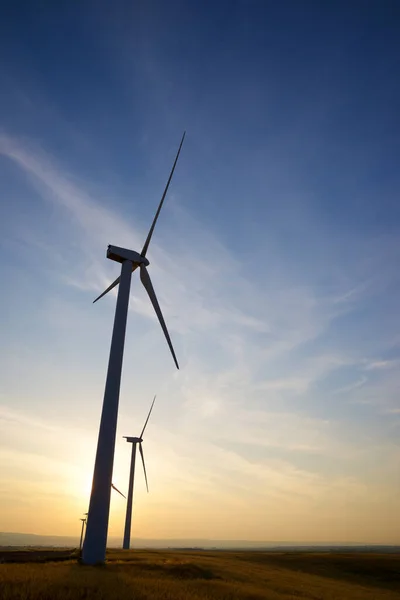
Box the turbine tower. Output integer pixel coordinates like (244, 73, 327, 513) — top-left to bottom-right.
(123, 396, 156, 550)
(82, 133, 185, 565)
(81, 485, 123, 553)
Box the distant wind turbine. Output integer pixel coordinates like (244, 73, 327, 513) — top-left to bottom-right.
(79, 519, 86, 551)
(122, 395, 156, 550)
(82, 133, 185, 566)
(79, 513, 88, 551)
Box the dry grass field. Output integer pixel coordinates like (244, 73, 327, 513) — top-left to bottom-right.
(0, 548, 399, 600)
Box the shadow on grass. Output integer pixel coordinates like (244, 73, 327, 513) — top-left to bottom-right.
(235, 551, 400, 592)
(147, 561, 219, 580)
(0, 549, 219, 582)
(0, 549, 79, 564)
(108, 555, 221, 581)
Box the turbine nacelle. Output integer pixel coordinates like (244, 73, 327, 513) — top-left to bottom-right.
(123, 436, 142, 444)
(107, 245, 149, 267)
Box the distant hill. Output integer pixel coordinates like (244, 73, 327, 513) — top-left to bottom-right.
(0, 532, 399, 552)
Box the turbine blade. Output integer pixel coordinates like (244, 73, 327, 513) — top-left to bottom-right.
(139, 395, 156, 438)
(93, 264, 138, 304)
(139, 442, 149, 493)
(93, 275, 121, 304)
(111, 483, 126, 499)
(140, 264, 179, 369)
(140, 132, 186, 258)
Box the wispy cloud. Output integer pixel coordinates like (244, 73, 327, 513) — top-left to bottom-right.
(0, 132, 356, 378)
(1, 131, 400, 542)
(332, 376, 368, 395)
(363, 359, 400, 371)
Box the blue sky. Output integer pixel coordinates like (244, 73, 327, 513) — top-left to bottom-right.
(0, 1, 399, 543)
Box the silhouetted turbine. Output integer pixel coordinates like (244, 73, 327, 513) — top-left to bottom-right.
(122, 396, 156, 549)
(79, 517, 87, 551)
(82, 134, 185, 565)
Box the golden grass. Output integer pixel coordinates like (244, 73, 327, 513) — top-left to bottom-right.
(0, 549, 399, 600)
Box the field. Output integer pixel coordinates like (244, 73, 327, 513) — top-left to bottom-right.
(0, 548, 399, 599)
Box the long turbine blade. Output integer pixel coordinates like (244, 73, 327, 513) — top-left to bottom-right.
(140, 132, 186, 258)
(138, 442, 149, 493)
(93, 275, 121, 304)
(140, 395, 156, 438)
(139, 264, 179, 369)
(111, 483, 126, 499)
(93, 264, 139, 304)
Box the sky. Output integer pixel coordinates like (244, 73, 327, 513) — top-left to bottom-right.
(0, 1, 399, 545)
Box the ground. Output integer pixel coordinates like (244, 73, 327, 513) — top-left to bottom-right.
(0, 548, 399, 599)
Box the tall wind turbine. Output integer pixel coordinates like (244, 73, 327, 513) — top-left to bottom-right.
(122, 395, 156, 550)
(82, 133, 185, 565)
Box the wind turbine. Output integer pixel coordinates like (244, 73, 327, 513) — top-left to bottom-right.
(122, 395, 156, 550)
(79, 515, 87, 551)
(82, 133, 185, 565)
